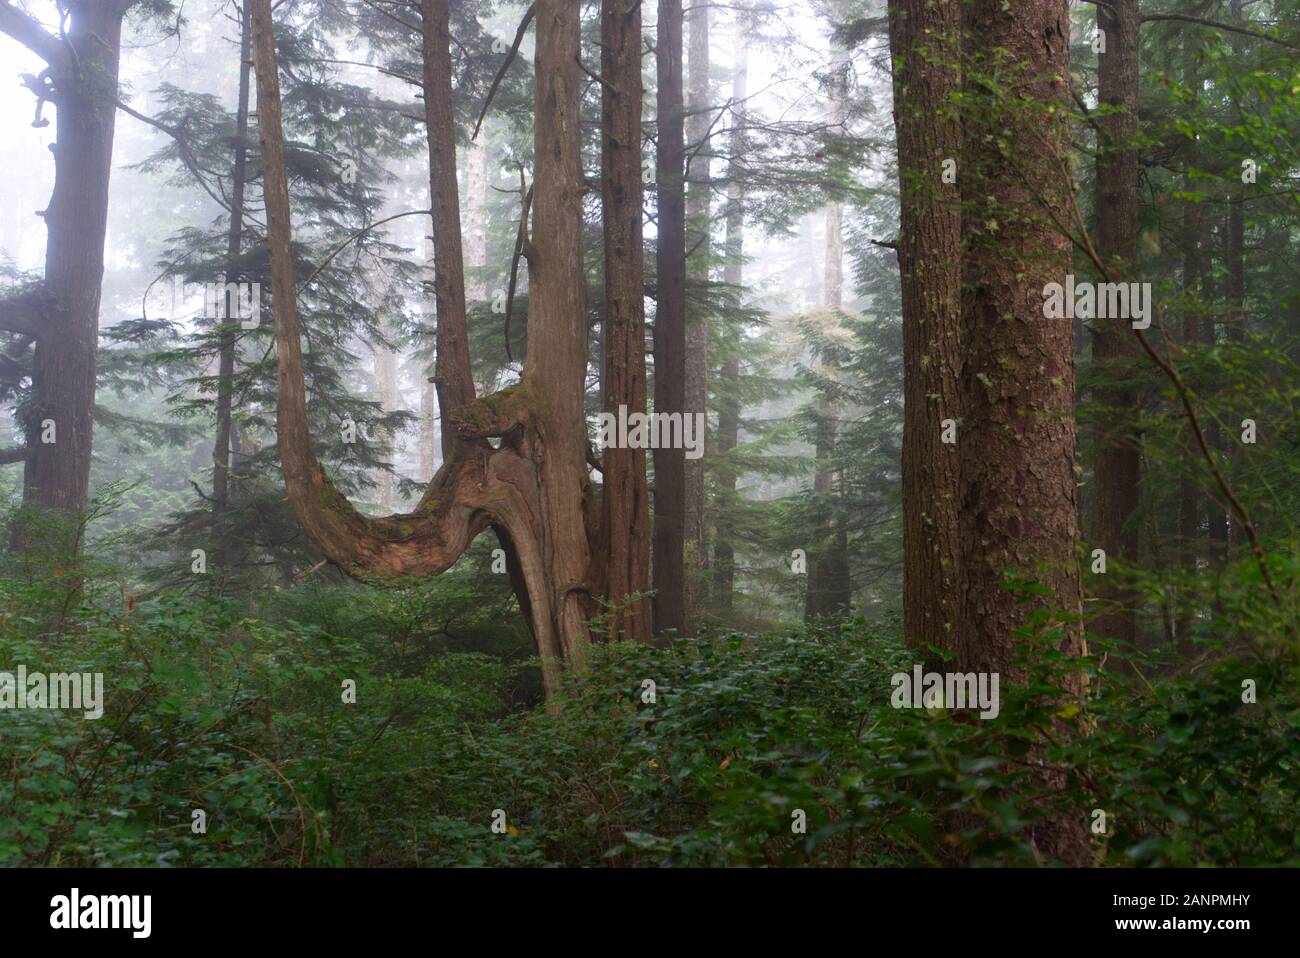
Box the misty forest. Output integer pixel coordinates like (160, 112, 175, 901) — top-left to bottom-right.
(0, 0, 1297, 869)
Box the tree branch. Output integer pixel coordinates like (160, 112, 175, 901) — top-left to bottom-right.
(0, 290, 48, 337)
(1141, 13, 1300, 51)
(504, 166, 533, 362)
(471, 2, 535, 140)
(0, 2, 70, 70)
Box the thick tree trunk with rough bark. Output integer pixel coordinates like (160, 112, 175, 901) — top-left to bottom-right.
(960, 0, 1087, 866)
(890, 0, 961, 661)
(251, 0, 592, 697)
(597, 0, 652, 645)
(0, 2, 130, 532)
(1091, 0, 1141, 650)
(654, 0, 687, 638)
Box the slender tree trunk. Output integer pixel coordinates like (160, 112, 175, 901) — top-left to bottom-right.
(1176, 187, 1200, 649)
(213, 2, 253, 524)
(803, 35, 853, 624)
(1091, 0, 1141, 650)
(683, 0, 710, 630)
(373, 295, 398, 514)
(1224, 8, 1246, 551)
(597, 0, 652, 645)
(654, 0, 687, 638)
(1200, 222, 1227, 558)
(960, 0, 1088, 866)
(714, 8, 750, 615)
(419, 228, 439, 478)
(890, 0, 961, 661)
(804, 194, 852, 621)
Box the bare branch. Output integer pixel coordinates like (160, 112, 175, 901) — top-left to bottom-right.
(0, 2, 70, 70)
(504, 166, 533, 363)
(0, 290, 48, 337)
(472, 2, 535, 140)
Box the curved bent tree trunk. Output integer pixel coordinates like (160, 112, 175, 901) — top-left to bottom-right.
(250, 0, 592, 698)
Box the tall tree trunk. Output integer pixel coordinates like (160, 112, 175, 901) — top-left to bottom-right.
(1090, 0, 1141, 650)
(890, 0, 962, 661)
(1176, 187, 1201, 649)
(682, 0, 710, 630)
(803, 35, 853, 623)
(1200, 224, 1227, 558)
(0, 2, 130, 536)
(714, 8, 750, 616)
(804, 196, 852, 621)
(1223, 0, 1247, 553)
(373, 300, 398, 513)
(419, 228, 439, 478)
(251, 0, 592, 698)
(960, 0, 1087, 866)
(653, 0, 687, 638)
(213, 2, 253, 524)
(597, 0, 652, 645)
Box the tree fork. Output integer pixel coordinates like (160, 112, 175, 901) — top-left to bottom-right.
(249, 0, 594, 698)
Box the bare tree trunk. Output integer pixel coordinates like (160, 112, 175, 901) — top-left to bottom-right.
(213, 2, 253, 523)
(960, 0, 1088, 866)
(372, 287, 398, 514)
(714, 8, 750, 616)
(804, 196, 852, 622)
(804, 38, 852, 623)
(419, 228, 439, 479)
(1224, 0, 1247, 552)
(595, 0, 652, 645)
(683, 0, 710, 630)
(1176, 187, 1200, 650)
(0, 2, 130, 537)
(654, 0, 687, 638)
(251, 0, 592, 698)
(1091, 0, 1141, 650)
(890, 0, 961, 660)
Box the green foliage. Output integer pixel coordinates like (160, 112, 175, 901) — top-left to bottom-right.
(2, 531, 1294, 867)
